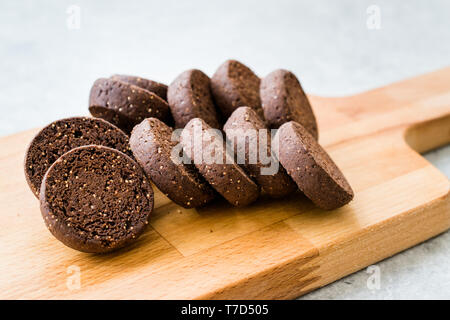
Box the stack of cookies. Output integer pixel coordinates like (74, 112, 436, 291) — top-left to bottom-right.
(25, 59, 354, 253)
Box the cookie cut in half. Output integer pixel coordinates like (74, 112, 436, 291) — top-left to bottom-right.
(111, 74, 168, 101)
(89, 78, 171, 133)
(24, 117, 132, 198)
(168, 69, 221, 129)
(224, 107, 297, 198)
(273, 121, 353, 210)
(130, 117, 215, 208)
(210, 60, 264, 120)
(261, 69, 318, 139)
(40, 145, 154, 253)
(181, 118, 260, 207)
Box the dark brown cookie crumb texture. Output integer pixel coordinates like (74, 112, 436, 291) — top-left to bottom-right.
(224, 107, 297, 198)
(274, 121, 353, 210)
(260, 69, 318, 140)
(89, 78, 171, 133)
(24, 117, 132, 199)
(130, 117, 215, 208)
(168, 69, 221, 129)
(40, 145, 154, 253)
(111, 74, 168, 101)
(181, 118, 260, 207)
(210, 60, 264, 120)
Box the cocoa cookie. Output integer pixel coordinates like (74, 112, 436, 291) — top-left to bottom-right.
(130, 117, 215, 208)
(88, 105, 133, 133)
(224, 107, 297, 198)
(40, 145, 154, 253)
(180, 118, 260, 207)
(210, 60, 263, 120)
(167, 69, 221, 129)
(273, 121, 353, 210)
(111, 75, 168, 101)
(24, 117, 132, 199)
(260, 69, 318, 139)
(89, 78, 171, 133)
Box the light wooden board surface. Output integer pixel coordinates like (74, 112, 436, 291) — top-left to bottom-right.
(0, 68, 449, 300)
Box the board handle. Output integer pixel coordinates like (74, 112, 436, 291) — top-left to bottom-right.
(311, 67, 450, 148)
(405, 114, 450, 154)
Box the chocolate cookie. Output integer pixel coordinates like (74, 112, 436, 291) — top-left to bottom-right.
(111, 75, 168, 101)
(224, 107, 297, 198)
(180, 118, 260, 207)
(88, 105, 133, 133)
(40, 145, 154, 253)
(24, 117, 132, 199)
(273, 121, 353, 210)
(210, 60, 263, 119)
(130, 117, 215, 208)
(167, 69, 221, 129)
(89, 78, 171, 133)
(260, 69, 318, 139)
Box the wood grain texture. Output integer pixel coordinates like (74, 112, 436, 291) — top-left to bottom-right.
(0, 68, 449, 300)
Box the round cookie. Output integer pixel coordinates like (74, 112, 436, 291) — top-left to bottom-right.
(273, 121, 354, 210)
(210, 60, 263, 120)
(167, 69, 221, 129)
(24, 117, 132, 199)
(130, 117, 215, 208)
(40, 145, 154, 253)
(260, 69, 318, 140)
(89, 78, 171, 133)
(224, 107, 297, 198)
(88, 105, 134, 133)
(111, 75, 168, 101)
(180, 118, 260, 207)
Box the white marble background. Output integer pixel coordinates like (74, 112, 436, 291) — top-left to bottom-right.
(0, 0, 449, 299)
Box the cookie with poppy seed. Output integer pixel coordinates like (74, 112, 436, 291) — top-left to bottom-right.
(167, 69, 221, 129)
(181, 118, 260, 207)
(273, 121, 354, 210)
(24, 117, 132, 199)
(40, 145, 154, 253)
(260, 69, 318, 140)
(130, 117, 215, 208)
(210, 60, 264, 120)
(88, 105, 134, 133)
(224, 107, 297, 198)
(89, 78, 171, 133)
(111, 74, 168, 101)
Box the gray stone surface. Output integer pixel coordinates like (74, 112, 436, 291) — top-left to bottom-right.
(0, 0, 449, 299)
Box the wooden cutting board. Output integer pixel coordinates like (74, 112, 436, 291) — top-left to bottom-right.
(1, 68, 449, 300)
